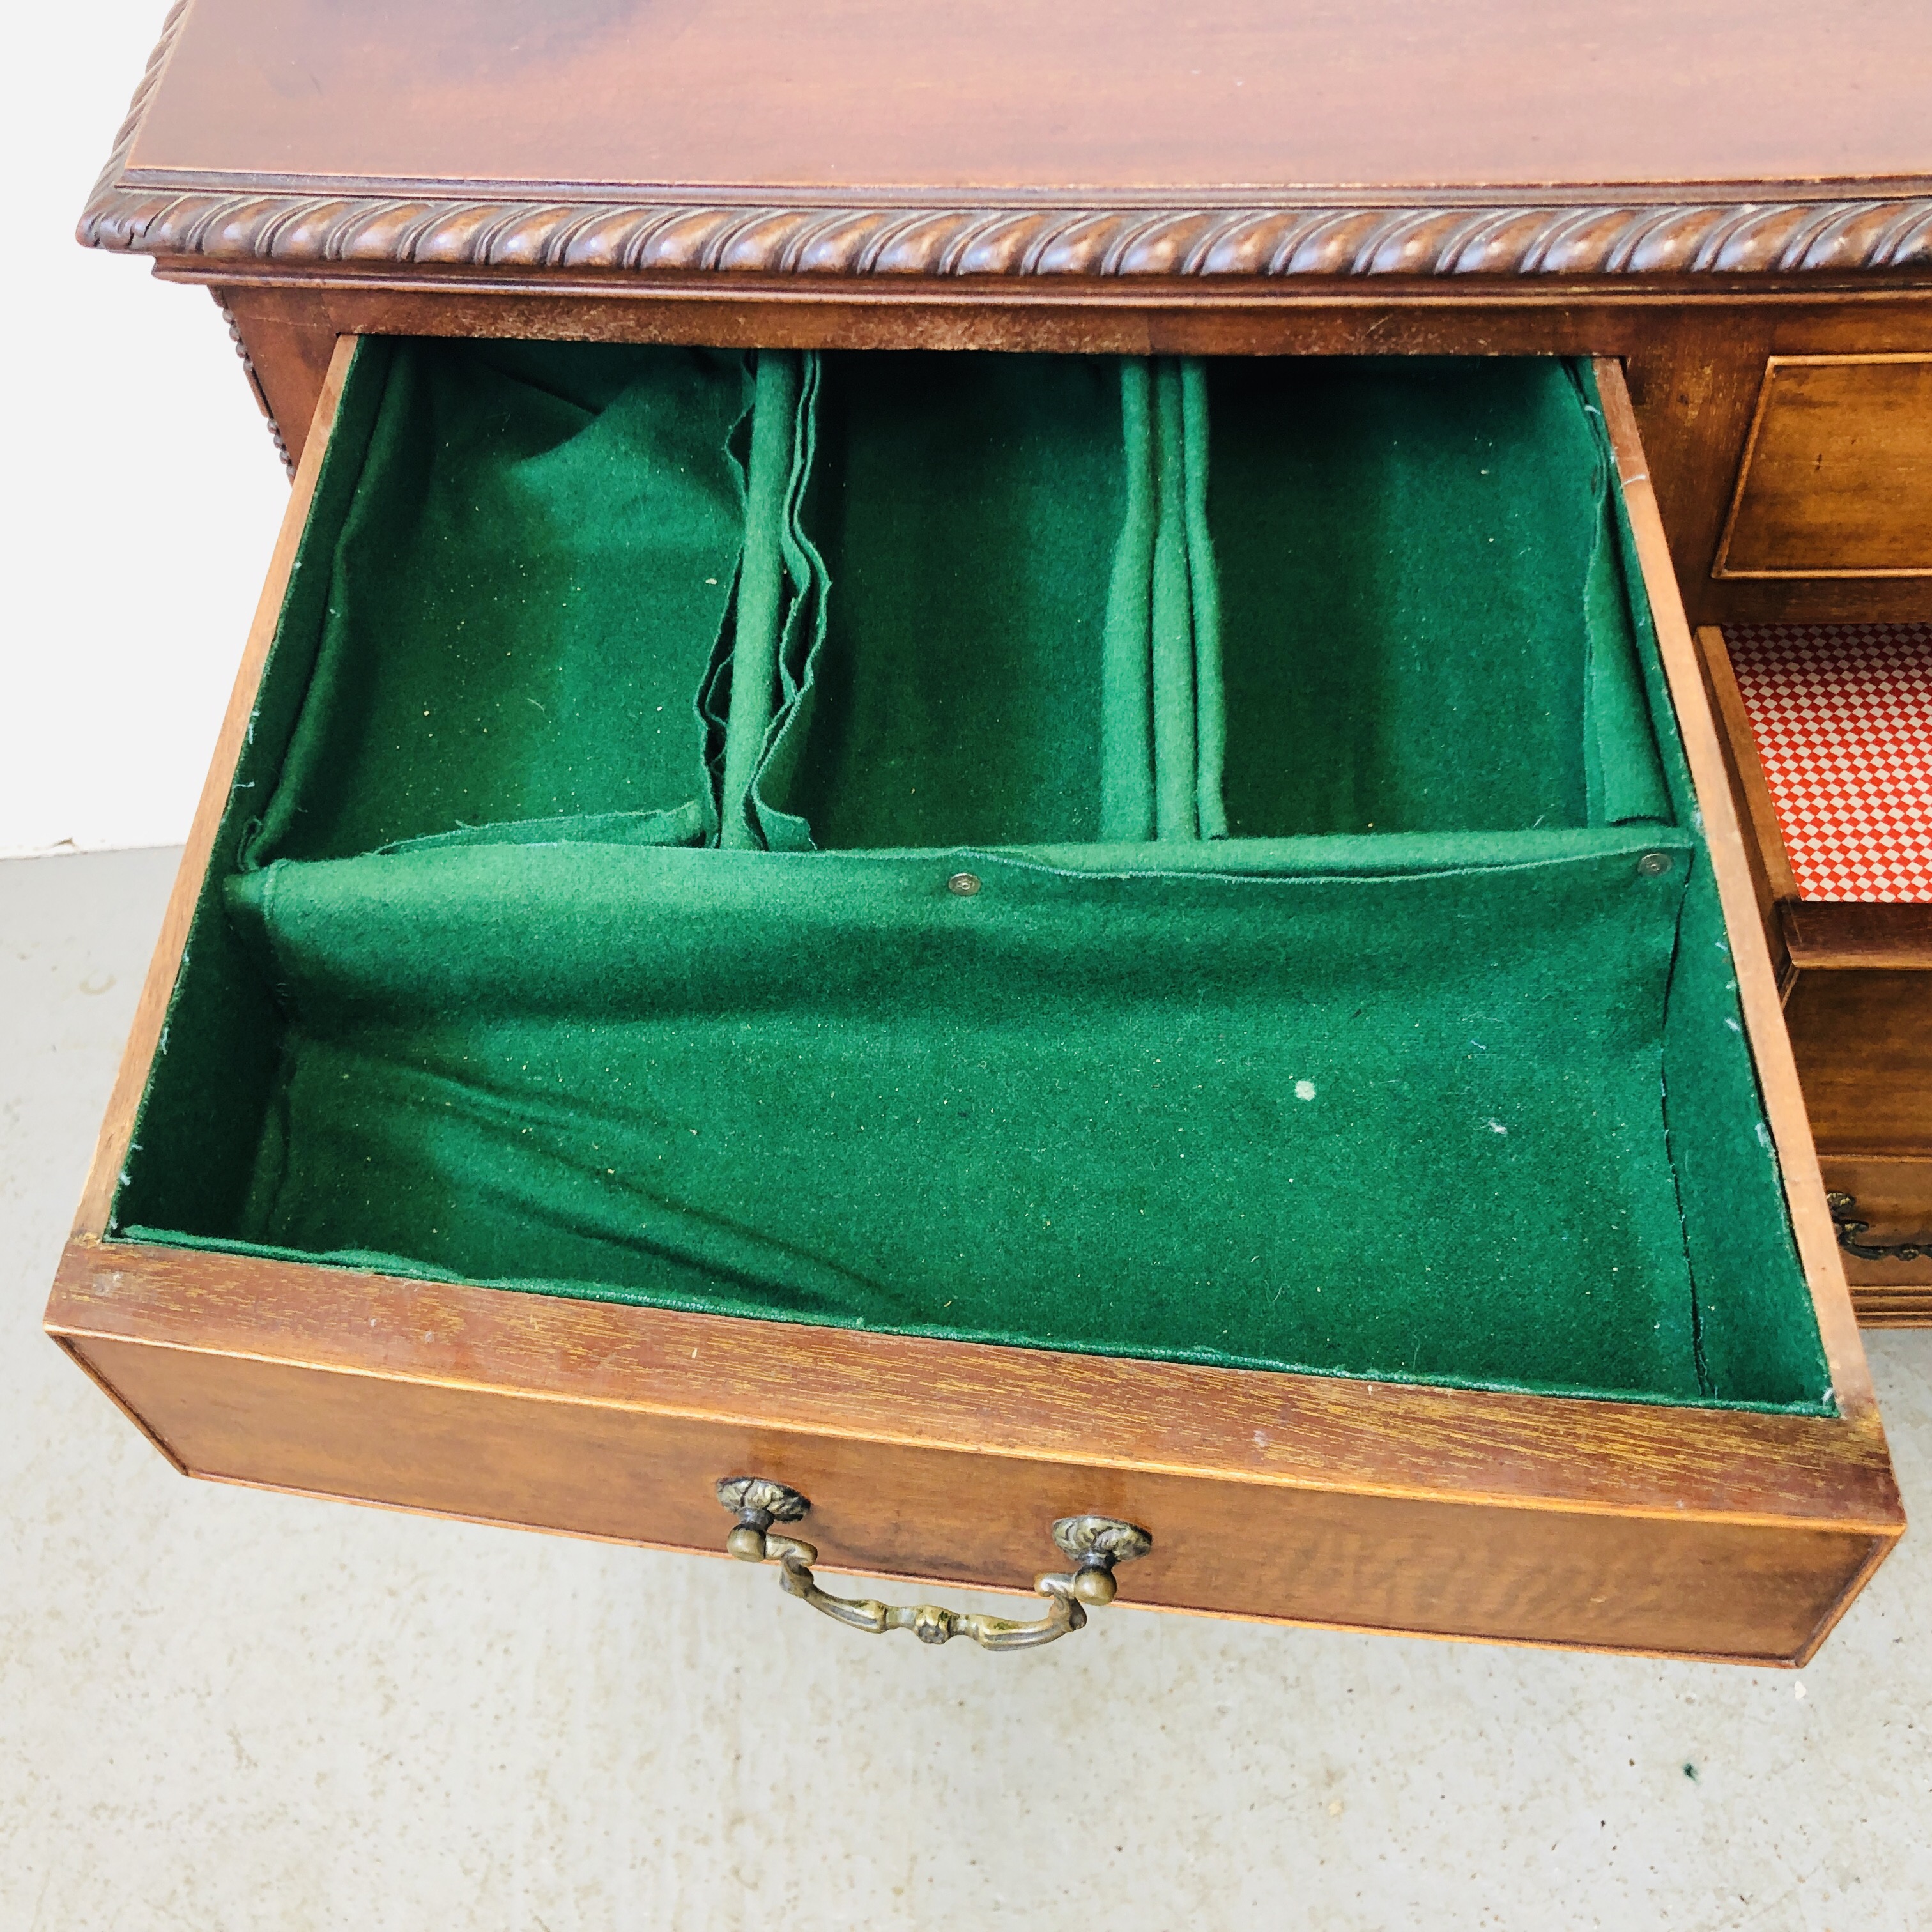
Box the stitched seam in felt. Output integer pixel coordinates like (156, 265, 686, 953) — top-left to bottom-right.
(237, 861, 301, 1245)
(868, 829, 1696, 887)
(1587, 364, 1828, 1405)
(694, 359, 751, 843)
(1652, 857, 1711, 1395)
(373, 801, 712, 854)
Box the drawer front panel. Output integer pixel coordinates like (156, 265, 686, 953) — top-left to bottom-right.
(1717, 355, 1932, 578)
(1787, 968, 1932, 1156)
(63, 1327, 1879, 1665)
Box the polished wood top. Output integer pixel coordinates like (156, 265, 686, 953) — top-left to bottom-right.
(82, 0, 1932, 283)
(121, 0, 1932, 195)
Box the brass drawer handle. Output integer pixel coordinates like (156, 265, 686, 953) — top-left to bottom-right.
(1828, 1193, 1929, 1263)
(716, 1477, 1151, 1651)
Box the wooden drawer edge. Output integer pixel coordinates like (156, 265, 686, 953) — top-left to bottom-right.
(49, 1236, 1902, 1535)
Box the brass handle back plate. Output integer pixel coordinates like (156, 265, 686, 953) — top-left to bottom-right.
(716, 1476, 1152, 1652)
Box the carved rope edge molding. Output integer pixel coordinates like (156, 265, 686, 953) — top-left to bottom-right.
(78, 0, 1932, 280)
(79, 184, 1932, 279)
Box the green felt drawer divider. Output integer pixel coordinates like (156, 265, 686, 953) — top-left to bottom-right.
(1099, 357, 1223, 843)
(208, 829, 1710, 1402)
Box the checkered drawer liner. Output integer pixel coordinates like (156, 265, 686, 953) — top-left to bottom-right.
(1722, 624, 1931, 903)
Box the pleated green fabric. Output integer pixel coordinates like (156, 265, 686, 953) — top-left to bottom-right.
(1098, 357, 1223, 842)
(240, 339, 750, 863)
(108, 337, 1830, 1413)
(717, 351, 799, 849)
(769, 352, 1119, 848)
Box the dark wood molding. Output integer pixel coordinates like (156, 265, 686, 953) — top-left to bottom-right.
(77, 0, 1932, 288)
(82, 0, 188, 240)
(80, 181, 1932, 283)
(77, 10, 1932, 289)
(213, 293, 293, 476)
(1782, 901, 1932, 971)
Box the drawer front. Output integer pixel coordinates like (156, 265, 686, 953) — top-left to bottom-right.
(1787, 967, 1932, 1158)
(1715, 355, 1932, 579)
(1820, 1155, 1932, 1321)
(48, 341, 1901, 1663)
(49, 1241, 1894, 1665)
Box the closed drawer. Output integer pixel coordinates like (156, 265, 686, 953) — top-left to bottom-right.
(1715, 355, 1932, 579)
(48, 339, 1900, 1663)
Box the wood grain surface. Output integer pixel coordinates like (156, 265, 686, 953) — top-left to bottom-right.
(1782, 904, 1932, 972)
(1715, 356, 1932, 577)
(45, 1241, 1899, 1664)
(1786, 972, 1932, 1159)
(45, 1242, 1899, 1529)
(115, 0, 1932, 199)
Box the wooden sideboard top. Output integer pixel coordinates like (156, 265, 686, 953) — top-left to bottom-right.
(84, 0, 1932, 285)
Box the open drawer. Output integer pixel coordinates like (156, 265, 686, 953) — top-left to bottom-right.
(47, 339, 1901, 1663)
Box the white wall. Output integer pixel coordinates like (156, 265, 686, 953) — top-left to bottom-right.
(0, 0, 289, 855)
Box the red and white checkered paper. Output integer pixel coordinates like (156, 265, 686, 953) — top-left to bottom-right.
(1723, 625, 1932, 903)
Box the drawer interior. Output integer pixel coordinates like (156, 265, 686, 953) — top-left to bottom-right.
(112, 338, 1830, 1411)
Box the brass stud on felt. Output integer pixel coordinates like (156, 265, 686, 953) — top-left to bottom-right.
(947, 871, 983, 897)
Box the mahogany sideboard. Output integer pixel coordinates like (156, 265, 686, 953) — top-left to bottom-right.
(50, 0, 1931, 1661)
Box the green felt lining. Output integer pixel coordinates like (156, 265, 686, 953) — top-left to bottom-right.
(215, 831, 1702, 1395)
(107, 337, 1830, 1412)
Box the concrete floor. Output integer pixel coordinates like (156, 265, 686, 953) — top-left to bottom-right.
(3, 848, 1928, 1931)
